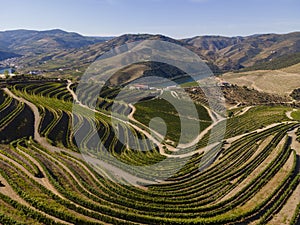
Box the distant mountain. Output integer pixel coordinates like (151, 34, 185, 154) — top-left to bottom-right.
(13, 33, 221, 76)
(1, 29, 300, 76)
(0, 29, 113, 55)
(182, 32, 300, 70)
(69, 33, 188, 62)
(41, 32, 300, 75)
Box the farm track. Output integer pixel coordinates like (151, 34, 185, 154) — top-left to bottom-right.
(0, 81, 300, 224)
(4, 87, 153, 187)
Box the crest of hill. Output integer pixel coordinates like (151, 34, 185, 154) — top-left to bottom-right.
(18, 33, 221, 76)
(182, 32, 300, 71)
(0, 29, 111, 55)
(1, 30, 300, 77)
(38, 31, 300, 74)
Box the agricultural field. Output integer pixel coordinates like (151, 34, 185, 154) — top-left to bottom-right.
(0, 79, 299, 225)
(221, 67, 300, 95)
(134, 94, 212, 145)
(291, 110, 300, 121)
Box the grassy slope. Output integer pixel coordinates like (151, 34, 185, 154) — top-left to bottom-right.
(291, 110, 300, 120)
(221, 66, 300, 95)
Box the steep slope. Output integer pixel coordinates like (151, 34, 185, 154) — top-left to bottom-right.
(14, 33, 221, 76)
(35, 31, 300, 75)
(0, 29, 112, 55)
(1, 30, 300, 77)
(221, 68, 300, 96)
(182, 32, 300, 71)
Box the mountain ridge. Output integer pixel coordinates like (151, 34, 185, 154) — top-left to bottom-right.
(1, 29, 299, 76)
(0, 29, 113, 56)
(181, 32, 300, 70)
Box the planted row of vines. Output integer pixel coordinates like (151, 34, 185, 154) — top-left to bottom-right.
(0, 81, 299, 224)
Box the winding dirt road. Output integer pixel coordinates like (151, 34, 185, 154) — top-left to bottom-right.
(286, 109, 297, 120)
(3, 86, 157, 186)
(4, 84, 297, 186)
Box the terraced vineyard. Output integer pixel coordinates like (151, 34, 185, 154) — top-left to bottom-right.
(0, 80, 300, 225)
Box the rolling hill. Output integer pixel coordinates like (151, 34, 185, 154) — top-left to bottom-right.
(182, 32, 300, 71)
(1, 29, 300, 225)
(0, 30, 300, 78)
(0, 29, 112, 55)
(0, 76, 299, 225)
(221, 62, 300, 96)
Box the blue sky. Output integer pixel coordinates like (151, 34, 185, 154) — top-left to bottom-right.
(1, 0, 299, 38)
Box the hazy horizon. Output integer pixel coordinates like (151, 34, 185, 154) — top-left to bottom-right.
(1, 28, 300, 39)
(1, 0, 299, 39)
